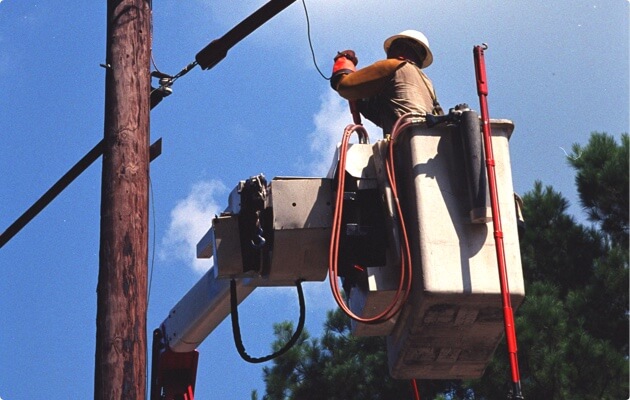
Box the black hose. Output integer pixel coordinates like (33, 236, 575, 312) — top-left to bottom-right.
(230, 279, 305, 363)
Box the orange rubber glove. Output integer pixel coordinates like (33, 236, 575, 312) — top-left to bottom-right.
(331, 50, 358, 90)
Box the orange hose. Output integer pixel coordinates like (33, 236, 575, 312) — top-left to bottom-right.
(329, 116, 417, 323)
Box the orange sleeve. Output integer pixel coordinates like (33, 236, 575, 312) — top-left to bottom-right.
(335, 59, 406, 100)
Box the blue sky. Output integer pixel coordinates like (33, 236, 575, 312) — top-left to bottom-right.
(0, 1, 628, 399)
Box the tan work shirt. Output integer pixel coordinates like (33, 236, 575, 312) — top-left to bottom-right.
(334, 59, 439, 135)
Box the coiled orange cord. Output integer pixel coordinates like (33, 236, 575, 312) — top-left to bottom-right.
(329, 114, 421, 324)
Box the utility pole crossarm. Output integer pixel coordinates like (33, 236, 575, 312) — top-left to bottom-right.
(0, 139, 161, 249)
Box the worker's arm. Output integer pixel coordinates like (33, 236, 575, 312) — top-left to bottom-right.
(333, 59, 406, 100)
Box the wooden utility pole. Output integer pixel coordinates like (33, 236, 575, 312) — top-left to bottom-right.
(95, 1, 152, 399)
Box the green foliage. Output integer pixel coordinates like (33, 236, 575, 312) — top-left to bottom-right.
(518, 181, 605, 293)
(260, 310, 475, 399)
(473, 132, 629, 399)
(259, 131, 629, 400)
(569, 132, 629, 248)
(475, 279, 628, 399)
(260, 312, 415, 400)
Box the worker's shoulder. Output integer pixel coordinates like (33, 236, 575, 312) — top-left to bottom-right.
(365, 58, 407, 75)
(394, 60, 430, 80)
(371, 59, 428, 76)
(371, 58, 406, 69)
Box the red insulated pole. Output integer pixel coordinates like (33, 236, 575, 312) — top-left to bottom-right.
(473, 44, 524, 400)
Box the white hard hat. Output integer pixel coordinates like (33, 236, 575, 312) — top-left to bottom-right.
(383, 30, 433, 68)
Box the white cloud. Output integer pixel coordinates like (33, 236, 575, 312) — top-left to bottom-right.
(307, 90, 379, 176)
(306, 91, 347, 176)
(159, 175, 338, 313)
(161, 180, 227, 274)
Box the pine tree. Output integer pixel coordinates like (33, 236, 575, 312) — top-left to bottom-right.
(260, 313, 417, 400)
(473, 132, 629, 399)
(568, 133, 629, 249)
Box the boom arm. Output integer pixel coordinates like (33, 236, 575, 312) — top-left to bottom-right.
(150, 176, 333, 399)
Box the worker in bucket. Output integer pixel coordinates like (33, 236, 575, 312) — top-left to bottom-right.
(330, 30, 444, 137)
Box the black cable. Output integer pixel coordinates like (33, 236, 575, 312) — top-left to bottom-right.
(144, 175, 156, 400)
(230, 279, 306, 363)
(147, 175, 156, 307)
(171, 61, 198, 83)
(150, 54, 165, 77)
(301, 0, 330, 80)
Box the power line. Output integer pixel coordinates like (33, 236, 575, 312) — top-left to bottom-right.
(301, 0, 330, 80)
(2, 0, 300, 249)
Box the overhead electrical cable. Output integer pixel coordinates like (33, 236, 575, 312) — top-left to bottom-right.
(300, 0, 329, 80)
(2, 0, 298, 248)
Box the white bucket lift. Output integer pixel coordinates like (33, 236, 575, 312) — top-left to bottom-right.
(343, 119, 525, 379)
(390, 119, 524, 380)
(157, 118, 524, 384)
